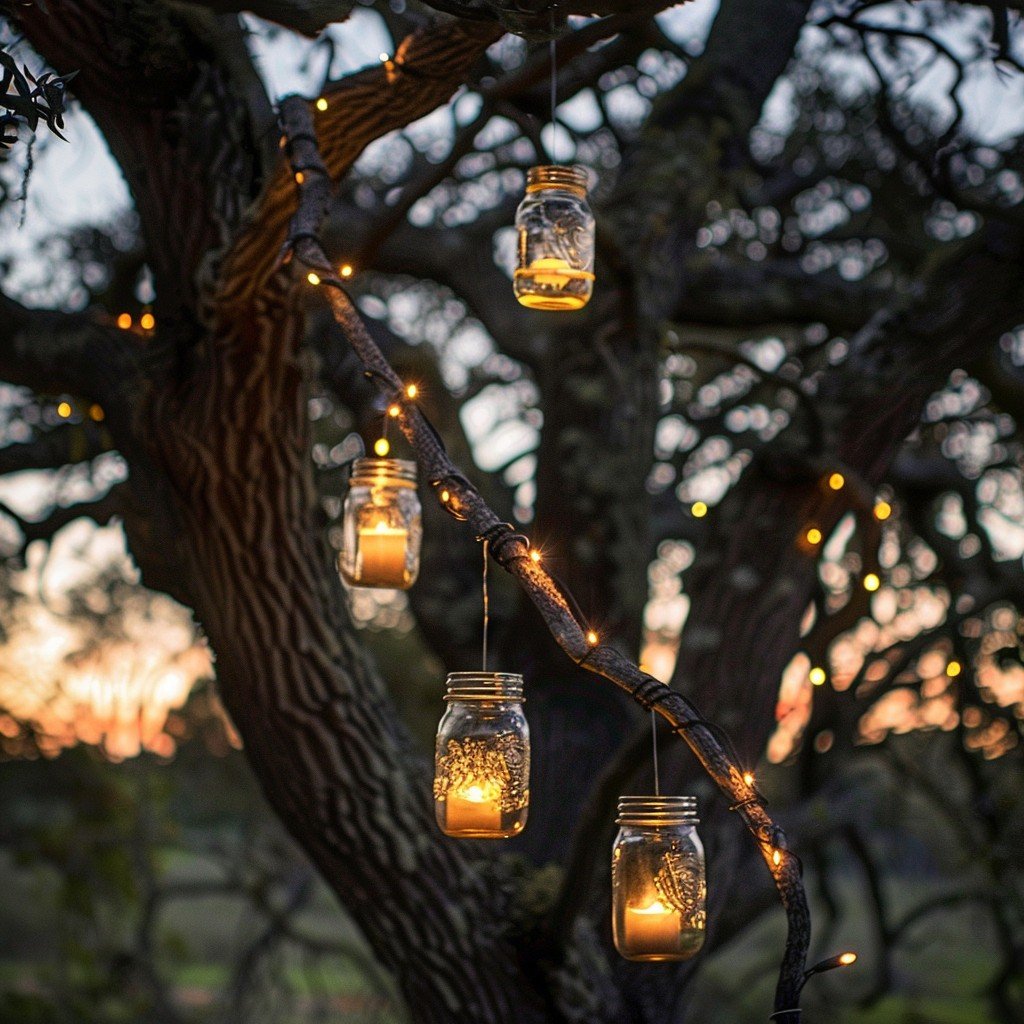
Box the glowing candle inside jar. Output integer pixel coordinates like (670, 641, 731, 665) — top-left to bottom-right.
(624, 900, 682, 956)
(528, 257, 574, 288)
(446, 782, 502, 835)
(357, 521, 409, 588)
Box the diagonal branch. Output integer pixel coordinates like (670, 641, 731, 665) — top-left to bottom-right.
(278, 92, 815, 1022)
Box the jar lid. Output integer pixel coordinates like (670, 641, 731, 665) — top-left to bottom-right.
(445, 671, 524, 701)
(617, 795, 698, 826)
(350, 457, 417, 486)
(526, 165, 588, 196)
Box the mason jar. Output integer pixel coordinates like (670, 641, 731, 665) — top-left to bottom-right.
(612, 795, 706, 961)
(513, 165, 595, 311)
(338, 457, 421, 590)
(433, 672, 529, 838)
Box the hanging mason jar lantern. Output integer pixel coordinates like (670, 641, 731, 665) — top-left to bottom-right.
(612, 795, 706, 961)
(434, 672, 529, 838)
(514, 165, 595, 311)
(338, 457, 421, 590)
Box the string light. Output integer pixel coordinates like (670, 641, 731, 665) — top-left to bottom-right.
(874, 500, 892, 521)
(440, 489, 450, 503)
(379, 52, 390, 62)
(340, 264, 354, 278)
(586, 630, 598, 645)
(691, 501, 708, 518)
(772, 849, 782, 866)
(56, 401, 72, 418)
(839, 952, 857, 966)
(805, 527, 823, 546)
(809, 666, 826, 686)
(374, 437, 390, 457)
(529, 549, 541, 563)
(315, 97, 328, 112)
(743, 772, 755, 787)
(139, 312, 155, 330)
(863, 573, 881, 592)
(89, 404, 104, 422)
(307, 272, 321, 286)
(946, 660, 962, 678)
(116, 313, 132, 330)
(827, 472, 845, 491)
(388, 404, 401, 418)
(405, 384, 418, 399)
(295, 171, 305, 184)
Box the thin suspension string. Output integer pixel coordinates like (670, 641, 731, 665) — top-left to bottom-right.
(549, 13, 558, 164)
(481, 538, 489, 672)
(651, 709, 661, 797)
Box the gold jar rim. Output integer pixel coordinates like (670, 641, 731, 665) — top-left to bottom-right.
(350, 457, 417, 488)
(526, 164, 588, 196)
(617, 795, 698, 826)
(445, 671, 524, 701)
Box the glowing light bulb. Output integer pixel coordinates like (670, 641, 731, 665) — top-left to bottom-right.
(374, 438, 390, 457)
(529, 549, 541, 563)
(316, 97, 328, 112)
(116, 313, 132, 330)
(295, 171, 305, 184)
(379, 52, 390, 62)
(307, 272, 321, 286)
(89, 404, 104, 422)
(809, 666, 826, 686)
(806, 527, 823, 546)
(388, 404, 401, 418)
(863, 573, 880, 592)
(140, 312, 155, 330)
(946, 660, 962, 678)
(56, 401, 72, 418)
(440, 489, 450, 503)
(691, 501, 708, 518)
(586, 631, 598, 646)
(839, 952, 857, 966)
(874, 501, 892, 521)
(743, 772, 755, 787)
(340, 264, 354, 278)
(772, 849, 782, 866)
(405, 384, 418, 399)
(828, 472, 845, 491)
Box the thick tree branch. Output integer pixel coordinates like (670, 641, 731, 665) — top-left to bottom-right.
(0, 423, 114, 476)
(279, 92, 814, 1021)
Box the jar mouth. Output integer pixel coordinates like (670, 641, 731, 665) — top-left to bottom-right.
(351, 457, 417, 486)
(616, 795, 698, 826)
(526, 164, 588, 195)
(445, 671, 524, 701)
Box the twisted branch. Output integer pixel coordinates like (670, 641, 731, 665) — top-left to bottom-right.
(278, 94, 818, 1019)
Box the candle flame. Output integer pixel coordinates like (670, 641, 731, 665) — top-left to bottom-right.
(631, 900, 673, 916)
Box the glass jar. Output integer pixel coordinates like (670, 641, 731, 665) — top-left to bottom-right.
(513, 165, 595, 311)
(338, 457, 421, 590)
(611, 795, 706, 962)
(433, 672, 529, 839)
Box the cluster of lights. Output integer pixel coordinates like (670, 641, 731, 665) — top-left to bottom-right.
(115, 311, 155, 331)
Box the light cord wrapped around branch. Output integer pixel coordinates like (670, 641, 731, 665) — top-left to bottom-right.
(277, 92, 814, 1019)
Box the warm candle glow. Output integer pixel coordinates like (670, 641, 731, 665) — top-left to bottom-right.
(624, 900, 683, 955)
(445, 780, 503, 834)
(357, 521, 409, 589)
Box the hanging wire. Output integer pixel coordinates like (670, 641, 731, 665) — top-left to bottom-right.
(549, 11, 558, 164)
(651, 708, 660, 796)
(482, 537, 490, 672)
